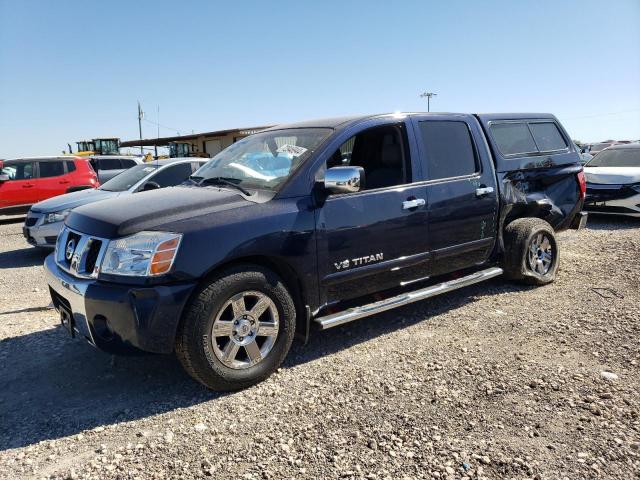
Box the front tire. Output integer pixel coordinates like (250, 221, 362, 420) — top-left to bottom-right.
(176, 265, 296, 391)
(503, 218, 559, 285)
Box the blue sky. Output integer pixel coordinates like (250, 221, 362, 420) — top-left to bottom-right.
(1, 0, 639, 158)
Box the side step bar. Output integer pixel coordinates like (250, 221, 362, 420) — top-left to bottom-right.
(314, 266, 504, 330)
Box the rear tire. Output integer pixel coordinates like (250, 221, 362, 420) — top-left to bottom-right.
(503, 218, 559, 285)
(176, 265, 296, 391)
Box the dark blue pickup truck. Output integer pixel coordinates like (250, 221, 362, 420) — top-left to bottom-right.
(45, 113, 587, 390)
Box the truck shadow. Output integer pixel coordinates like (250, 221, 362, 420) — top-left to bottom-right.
(0, 278, 527, 451)
(586, 215, 640, 230)
(0, 247, 49, 269)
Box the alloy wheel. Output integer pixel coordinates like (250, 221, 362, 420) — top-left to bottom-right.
(210, 290, 279, 369)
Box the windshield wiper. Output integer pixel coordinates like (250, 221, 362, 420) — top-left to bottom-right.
(199, 176, 252, 196)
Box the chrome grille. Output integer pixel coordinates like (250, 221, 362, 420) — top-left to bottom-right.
(55, 227, 109, 279)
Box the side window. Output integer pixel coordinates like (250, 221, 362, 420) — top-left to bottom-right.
(121, 159, 137, 168)
(529, 122, 567, 152)
(1, 162, 34, 180)
(490, 122, 538, 156)
(418, 121, 478, 180)
(99, 158, 122, 170)
(326, 125, 409, 190)
(66, 161, 76, 173)
(38, 161, 65, 178)
(148, 163, 193, 188)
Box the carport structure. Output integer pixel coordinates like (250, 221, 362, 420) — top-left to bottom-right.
(120, 125, 272, 158)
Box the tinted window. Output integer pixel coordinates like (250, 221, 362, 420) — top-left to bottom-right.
(529, 122, 567, 151)
(99, 158, 122, 170)
(121, 159, 138, 168)
(66, 161, 76, 172)
(1, 161, 34, 180)
(38, 161, 65, 178)
(490, 122, 538, 155)
(419, 121, 477, 180)
(99, 164, 158, 192)
(148, 163, 194, 188)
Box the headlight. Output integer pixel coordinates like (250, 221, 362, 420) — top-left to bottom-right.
(631, 183, 640, 194)
(44, 209, 70, 224)
(100, 231, 182, 277)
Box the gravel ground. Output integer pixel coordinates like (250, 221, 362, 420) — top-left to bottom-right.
(0, 215, 639, 480)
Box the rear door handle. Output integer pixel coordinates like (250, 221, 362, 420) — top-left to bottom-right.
(402, 198, 426, 210)
(22, 184, 34, 188)
(59, 180, 70, 184)
(476, 187, 494, 197)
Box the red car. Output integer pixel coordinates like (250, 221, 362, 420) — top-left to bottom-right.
(0, 156, 99, 215)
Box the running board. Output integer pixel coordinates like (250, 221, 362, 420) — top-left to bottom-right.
(314, 267, 504, 330)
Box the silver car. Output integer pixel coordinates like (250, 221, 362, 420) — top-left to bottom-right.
(23, 158, 205, 248)
(584, 144, 640, 217)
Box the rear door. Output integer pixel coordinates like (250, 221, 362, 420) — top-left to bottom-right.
(410, 115, 498, 276)
(314, 118, 430, 304)
(36, 160, 68, 200)
(0, 161, 38, 210)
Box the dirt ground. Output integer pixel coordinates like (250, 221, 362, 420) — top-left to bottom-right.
(0, 215, 638, 480)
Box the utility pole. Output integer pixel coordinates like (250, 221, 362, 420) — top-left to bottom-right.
(419, 91, 437, 112)
(137, 101, 144, 155)
(155, 105, 159, 159)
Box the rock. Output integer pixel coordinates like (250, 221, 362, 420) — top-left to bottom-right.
(194, 423, 208, 432)
(367, 439, 378, 450)
(164, 431, 174, 443)
(600, 371, 619, 381)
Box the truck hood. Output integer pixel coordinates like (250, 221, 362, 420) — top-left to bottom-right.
(31, 188, 121, 213)
(65, 185, 253, 238)
(584, 166, 640, 185)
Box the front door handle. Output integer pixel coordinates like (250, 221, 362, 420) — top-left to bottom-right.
(22, 184, 34, 188)
(476, 186, 494, 197)
(402, 198, 426, 210)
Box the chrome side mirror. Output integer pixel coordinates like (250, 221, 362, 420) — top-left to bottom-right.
(324, 166, 364, 194)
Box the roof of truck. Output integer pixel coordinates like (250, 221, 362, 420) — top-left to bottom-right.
(264, 112, 559, 132)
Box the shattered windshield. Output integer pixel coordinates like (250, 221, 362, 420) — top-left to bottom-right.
(192, 128, 332, 191)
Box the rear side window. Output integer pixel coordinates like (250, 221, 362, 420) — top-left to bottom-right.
(490, 121, 568, 156)
(418, 121, 478, 180)
(66, 161, 76, 172)
(38, 161, 65, 178)
(99, 158, 122, 170)
(148, 163, 194, 188)
(490, 123, 538, 156)
(121, 159, 138, 168)
(529, 122, 567, 151)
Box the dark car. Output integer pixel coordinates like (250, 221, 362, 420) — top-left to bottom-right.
(45, 112, 586, 390)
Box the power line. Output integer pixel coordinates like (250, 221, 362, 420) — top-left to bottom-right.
(141, 118, 184, 136)
(563, 108, 640, 120)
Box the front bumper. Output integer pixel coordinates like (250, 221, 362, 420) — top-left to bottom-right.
(23, 211, 61, 248)
(44, 254, 196, 354)
(584, 184, 640, 217)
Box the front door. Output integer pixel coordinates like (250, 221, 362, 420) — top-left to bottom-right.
(411, 115, 499, 276)
(314, 120, 430, 306)
(0, 161, 38, 211)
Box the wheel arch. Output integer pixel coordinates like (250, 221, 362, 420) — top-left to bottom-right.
(182, 255, 310, 344)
